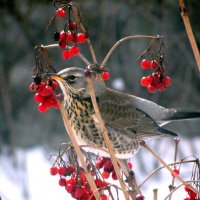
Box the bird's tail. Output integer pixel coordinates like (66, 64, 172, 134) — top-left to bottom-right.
(167, 109, 200, 121)
(157, 126, 178, 137)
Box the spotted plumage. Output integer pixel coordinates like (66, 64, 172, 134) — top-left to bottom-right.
(52, 67, 200, 159)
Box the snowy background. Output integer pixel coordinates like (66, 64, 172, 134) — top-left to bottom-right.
(0, 137, 199, 200)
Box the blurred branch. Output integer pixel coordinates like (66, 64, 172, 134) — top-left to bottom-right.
(0, 64, 15, 155)
(179, 0, 200, 71)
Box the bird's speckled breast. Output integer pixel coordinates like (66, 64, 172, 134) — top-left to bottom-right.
(64, 93, 139, 158)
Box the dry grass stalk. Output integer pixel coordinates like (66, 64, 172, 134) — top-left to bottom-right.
(87, 76, 130, 200)
(179, 0, 200, 70)
(142, 142, 200, 196)
(58, 101, 101, 200)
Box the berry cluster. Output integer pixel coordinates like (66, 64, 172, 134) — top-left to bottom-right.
(52, 4, 88, 61)
(140, 57, 172, 93)
(184, 186, 200, 200)
(95, 156, 133, 181)
(29, 76, 59, 112)
(50, 165, 109, 200)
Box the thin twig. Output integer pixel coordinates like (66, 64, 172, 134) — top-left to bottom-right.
(140, 142, 200, 196)
(169, 138, 180, 200)
(139, 159, 196, 188)
(71, 9, 98, 64)
(41, 44, 90, 65)
(164, 180, 200, 200)
(101, 35, 161, 67)
(58, 101, 101, 200)
(179, 0, 200, 70)
(87, 76, 130, 200)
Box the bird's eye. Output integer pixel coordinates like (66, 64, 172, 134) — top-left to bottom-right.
(67, 75, 77, 82)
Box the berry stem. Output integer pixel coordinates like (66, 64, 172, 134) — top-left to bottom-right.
(40, 44, 90, 65)
(87, 76, 131, 200)
(101, 35, 161, 68)
(58, 101, 101, 200)
(163, 180, 200, 200)
(141, 142, 200, 196)
(70, 8, 98, 65)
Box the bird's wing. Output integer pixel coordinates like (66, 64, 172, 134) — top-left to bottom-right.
(98, 88, 157, 133)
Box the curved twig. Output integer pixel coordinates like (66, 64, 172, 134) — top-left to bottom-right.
(164, 180, 200, 200)
(101, 35, 161, 67)
(141, 142, 200, 196)
(139, 159, 197, 188)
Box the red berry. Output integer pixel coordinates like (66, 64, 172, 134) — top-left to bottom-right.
(136, 194, 145, 200)
(150, 60, 158, 69)
(162, 76, 172, 86)
(95, 179, 103, 188)
(147, 84, 157, 93)
(66, 183, 74, 193)
(38, 82, 46, 90)
(76, 33, 87, 43)
(44, 96, 56, 108)
(104, 160, 113, 172)
(152, 72, 160, 86)
(52, 80, 59, 90)
(102, 171, 110, 179)
(69, 22, 77, 30)
(156, 83, 165, 92)
(66, 165, 75, 175)
(127, 162, 133, 170)
(95, 157, 105, 169)
(140, 59, 150, 69)
(34, 93, 44, 103)
(184, 186, 190, 192)
(59, 31, 66, 41)
(75, 187, 85, 198)
(62, 50, 72, 60)
(102, 71, 110, 80)
(59, 178, 66, 187)
(171, 168, 180, 177)
(50, 166, 58, 175)
(66, 31, 74, 42)
(140, 77, 149, 87)
(58, 167, 67, 176)
(53, 101, 59, 109)
(39, 85, 53, 97)
(56, 8, 66, 17)
(29, 83, 37, 92)
(59, 40, 66, 49)
(101, 194, 108, 200)
(70, 46, 80, 55)
(111, 171, 118, 180)
(38, 103, 48, 112)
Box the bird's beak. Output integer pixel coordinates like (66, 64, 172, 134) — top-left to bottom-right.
(51, 75, 63, 82)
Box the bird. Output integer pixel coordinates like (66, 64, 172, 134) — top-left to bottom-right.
(51, 67, 200, 159)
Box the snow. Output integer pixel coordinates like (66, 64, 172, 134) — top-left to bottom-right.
(0, 138, 199, 200)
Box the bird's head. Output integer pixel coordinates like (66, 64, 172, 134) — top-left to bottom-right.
(51, 67, 106, 98)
